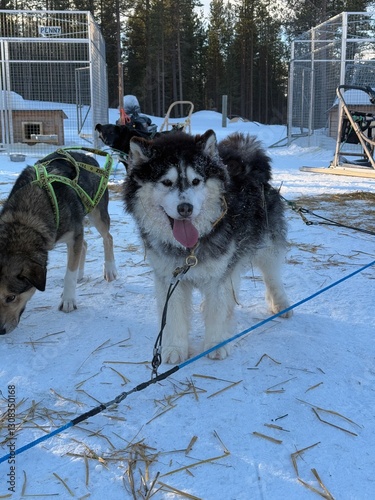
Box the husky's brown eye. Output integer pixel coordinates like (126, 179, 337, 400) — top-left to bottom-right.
(192, 178, 201, 186)
(6, 295, 16, 304)
(162, 179, 173, 187)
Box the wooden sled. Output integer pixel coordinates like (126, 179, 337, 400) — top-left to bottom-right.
(300, 85, 375, 179)
(300, 164, 375, 178)
(159, 101, 194, 134)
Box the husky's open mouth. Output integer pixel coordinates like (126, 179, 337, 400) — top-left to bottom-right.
(167, 215, 199, 248)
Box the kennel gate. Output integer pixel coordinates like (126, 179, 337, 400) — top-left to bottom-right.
(287, 12, 375, 148)
(0, 10, 108, 156)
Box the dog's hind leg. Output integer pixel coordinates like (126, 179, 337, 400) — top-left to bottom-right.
(60, 231, 84, 312)
(88, 203, 117, 282)
(156, 276, 192, 364)
(78, 239, 88, 281)
(254, 245, 292, 318)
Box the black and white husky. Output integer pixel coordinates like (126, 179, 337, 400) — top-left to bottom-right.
(124, 130, 291, 363)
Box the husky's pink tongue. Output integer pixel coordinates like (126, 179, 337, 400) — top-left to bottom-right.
(172, 219, 199, 248)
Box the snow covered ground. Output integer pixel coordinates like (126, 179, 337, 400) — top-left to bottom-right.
(0, 107, 374, 499)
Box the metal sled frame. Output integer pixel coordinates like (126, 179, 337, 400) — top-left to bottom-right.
(159, 101, 194, 134)
(300, 85, 375, 178)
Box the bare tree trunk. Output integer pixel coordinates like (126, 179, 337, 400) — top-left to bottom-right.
(116, 0, 122, 109)
(161, 39, 165, 114)
(177, 25, 183, 113)
(145, 0, 154, 114)
(248, 32, 253, 119)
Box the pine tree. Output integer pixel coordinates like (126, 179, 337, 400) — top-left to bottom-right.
(284, 0, 372, 38)
(206, 0, 234, 111)
(124, 0, 205, 115)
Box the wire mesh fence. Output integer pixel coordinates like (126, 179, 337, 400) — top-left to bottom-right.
(287, 12, 375, 148)
(0, 10, 108, 157)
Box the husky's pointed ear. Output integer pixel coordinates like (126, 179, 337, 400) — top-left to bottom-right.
(198, 129, 217, 157)
(20, 261, 47, 292)
(129, 137, 152, 165)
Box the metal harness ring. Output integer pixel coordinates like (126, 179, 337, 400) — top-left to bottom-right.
(186, 254, 198, 267)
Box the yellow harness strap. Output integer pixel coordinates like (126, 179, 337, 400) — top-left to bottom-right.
(32, 147, 113, 228)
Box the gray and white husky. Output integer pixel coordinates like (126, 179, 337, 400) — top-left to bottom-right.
(124, 130, 291, 363)
(0, 151, 117, 335)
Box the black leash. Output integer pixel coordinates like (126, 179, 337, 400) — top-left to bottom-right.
(151, 251, 198, 378)
(282, 195, 375, 236)
(0, 363, 179, 466)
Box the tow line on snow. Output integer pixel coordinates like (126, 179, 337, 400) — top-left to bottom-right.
(281, 195, 375, 236)
(0, 258, 374, 465)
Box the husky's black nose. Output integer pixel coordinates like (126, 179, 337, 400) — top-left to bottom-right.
(177, 203, 193, 218)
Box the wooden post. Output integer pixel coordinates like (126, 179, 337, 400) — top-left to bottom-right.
(222, 95, 228, 127)
(118, 62, 124, 123)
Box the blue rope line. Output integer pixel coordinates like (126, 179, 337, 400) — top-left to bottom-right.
(0, 422, 74, 464)
(1, 258, 374, 465)
(180, 258, 375, 369)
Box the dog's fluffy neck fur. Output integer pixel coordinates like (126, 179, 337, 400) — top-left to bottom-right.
(1, 184, 56, 250)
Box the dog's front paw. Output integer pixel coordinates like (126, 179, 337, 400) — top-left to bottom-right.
(205, 343, 231, 360)
(104, 262, 117, 282)
(267, 290, 293, 318)
(271, 301, 293, 318)
(162, 345, 188, 364)
(59, 298, 77, 313)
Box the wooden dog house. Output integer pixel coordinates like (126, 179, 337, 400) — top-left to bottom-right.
(10, 109, 67, 145)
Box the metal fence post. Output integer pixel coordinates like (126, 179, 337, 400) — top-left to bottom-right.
(222, 95, 227, 127)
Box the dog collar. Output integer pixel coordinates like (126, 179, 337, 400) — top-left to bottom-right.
(211, 196, 228, 229)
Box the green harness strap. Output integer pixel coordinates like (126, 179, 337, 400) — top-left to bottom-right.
(32, 147, 113, 229)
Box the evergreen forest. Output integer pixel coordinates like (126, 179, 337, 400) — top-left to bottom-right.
(0, 0, 373, 123)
